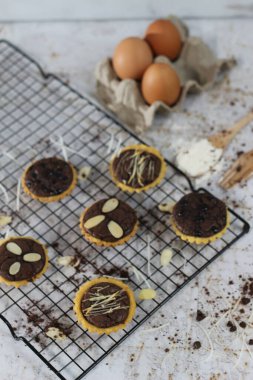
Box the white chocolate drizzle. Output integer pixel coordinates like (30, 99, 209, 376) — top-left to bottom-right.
(0, 183, 10, 206)
(125, 150, 157, 187)
(146, 234, 151, 277)
(16, 178, 21, 212)
(82, 285, 129, 316)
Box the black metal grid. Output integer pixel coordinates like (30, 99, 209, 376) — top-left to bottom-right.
(0, 39, 250, 380)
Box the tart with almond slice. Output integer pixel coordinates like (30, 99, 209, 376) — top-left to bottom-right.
(110, 144, 166, 193)
(80, 197, 138, 247)
(74, 277, 136, 334)
(0, 236, 49, 287)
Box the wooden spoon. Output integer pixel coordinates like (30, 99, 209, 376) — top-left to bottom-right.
(176, 111, 253, 179)
(220, 150, 253, 189)
(208, 111, 253, 150)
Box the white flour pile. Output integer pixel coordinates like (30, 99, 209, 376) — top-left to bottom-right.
(176, 138, 223, 178)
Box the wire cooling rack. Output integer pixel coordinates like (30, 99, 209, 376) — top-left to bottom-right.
(0, 39, 250, 380)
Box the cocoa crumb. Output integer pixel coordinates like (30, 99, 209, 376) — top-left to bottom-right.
(196, 309, 206, 322)
(193, 341, 201, 350)
(241, 297, 250, 305)
(51, 242, 59, 249)
(239, 321, 246, 329)
(227, 321, 237, 332)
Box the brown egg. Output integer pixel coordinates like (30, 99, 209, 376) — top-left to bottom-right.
(141, 63, 181, 106)
(112, 37, 153, 80)
(145, 19, 182, 60)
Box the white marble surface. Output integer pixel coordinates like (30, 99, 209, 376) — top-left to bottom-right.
(2, 0, 253, 21)
(0, 18, 253, 380)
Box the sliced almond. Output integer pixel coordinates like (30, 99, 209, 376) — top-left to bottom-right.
(23, 253, 41, 262)
(45, 327, 66, 341)
(102, 198, 119, 213)
(138, 288, 156, 300)
(9, 262, 21, 275)
(0, 215, 12, 227)
(6, 242, 22, 255)
(108, 220, 123, 239)
(78, 166, 91, 182)
(158, 202, 175, 214)
(57, 255, 75, 267)
(160, 248, 173, 267)
(84, 215, 105, 229)
(73, 257, 81, 268)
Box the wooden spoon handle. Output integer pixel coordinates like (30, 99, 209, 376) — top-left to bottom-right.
(208, 111, 253, 149)
(229, 111, 253, 136)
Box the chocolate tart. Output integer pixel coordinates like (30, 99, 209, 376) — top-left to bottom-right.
(0, 236, 49, 287)
(80, 197, 139, 247)
(110, 144, 166, 193)
(74, 277, 136, 334)
(171, 192, 229, 244)
(22, 157, 77, 203)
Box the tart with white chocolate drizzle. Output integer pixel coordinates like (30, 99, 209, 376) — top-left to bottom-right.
(110, 144, 166, 193)
(74, 277, 136, 334)
(0, 236, 49, 287)
(80, 198, 138, 247)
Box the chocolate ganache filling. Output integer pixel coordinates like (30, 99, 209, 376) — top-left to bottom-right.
(112, 149, 162, 188)
(172, 192, 227, 238)
(0, 238, 46, 281)
(82, 198, 137, 242)
(81, 282, 130, 328)
(25, 157, 73, 197)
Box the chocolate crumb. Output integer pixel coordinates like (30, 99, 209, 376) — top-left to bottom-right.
(94, 266, 129, 279)
(241, 297, 250, 305)
(227, 321, 237, 332)
(196, 309, 206, 322)
(26, 312, 44, 326)
(239, 321, 246, 329)
(248, 339, 253, 345)
(164, 348, 170, 353)
(193, 341, 201, 350)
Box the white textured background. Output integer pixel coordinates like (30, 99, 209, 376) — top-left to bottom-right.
(0, 0, 253, 20)
(0, 1, 253, 380)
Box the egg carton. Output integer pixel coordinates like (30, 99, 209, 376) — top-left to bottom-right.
(95, 16, 235, 133)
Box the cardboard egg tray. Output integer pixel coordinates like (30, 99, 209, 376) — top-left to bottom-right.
(95, 16, 235, 132)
